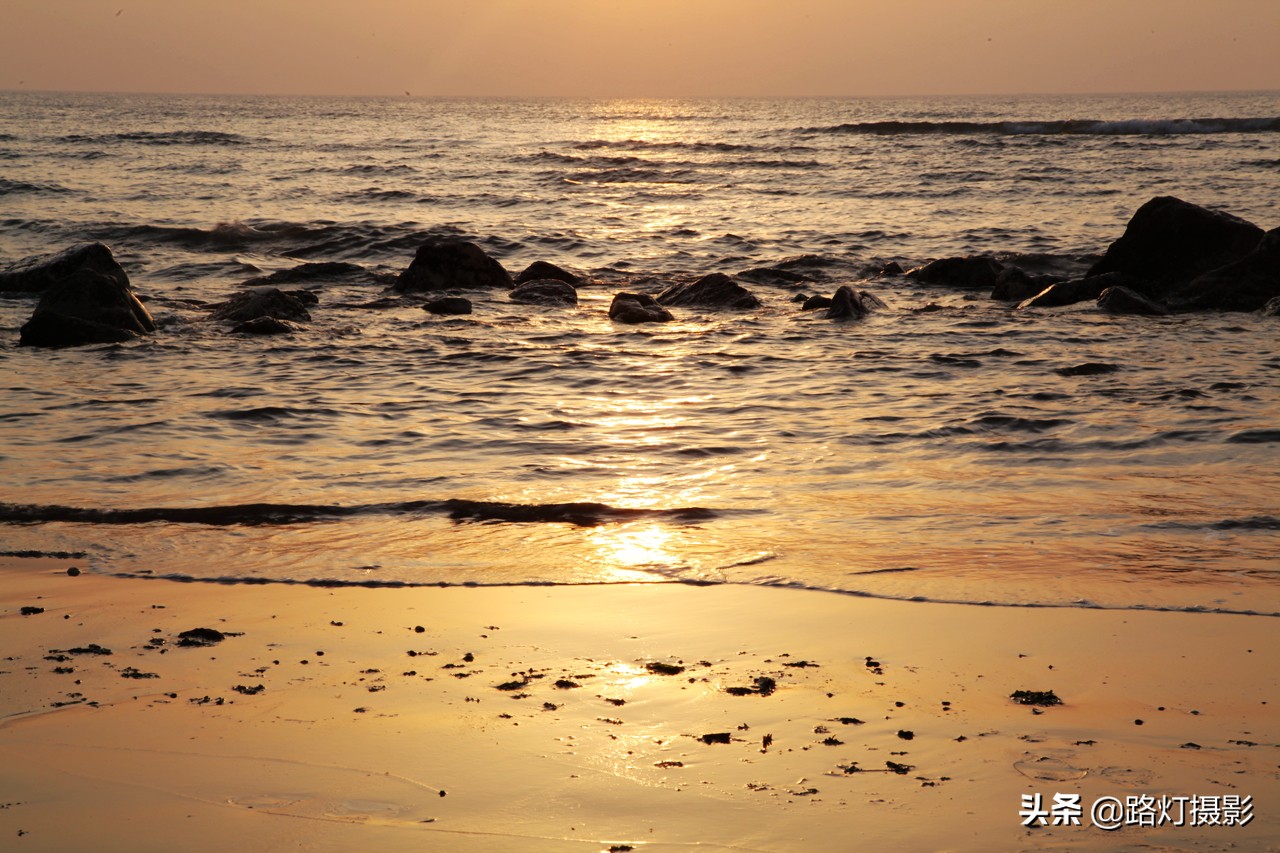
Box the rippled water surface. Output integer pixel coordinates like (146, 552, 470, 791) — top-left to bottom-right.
(1, 91, 1277, 614)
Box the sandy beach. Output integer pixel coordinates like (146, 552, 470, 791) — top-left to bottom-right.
(0, 555, 1274, 852)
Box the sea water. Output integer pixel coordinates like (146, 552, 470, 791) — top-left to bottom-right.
(1, 91, 1277, 614)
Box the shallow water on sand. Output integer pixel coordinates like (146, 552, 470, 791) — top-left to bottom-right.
(1, 91, 1278, 614)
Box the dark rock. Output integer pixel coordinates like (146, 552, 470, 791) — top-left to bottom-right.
(210, 287, 311, 324)
(514, 261, 583, 287)
(1010, 689, 1063, 707)
(1088, 196, 1264, 296)
(699, 732, 732, 745)
(422, 296, 472, 315)
(906, 256, 1004, 290)
(645, 662, 685, 676)
(725, 675, 777, 697)
(738, 266, 817, 285)
(177, 628, 226, 647)
(19, 270, 156, 347)
(0, 242, 129, 293)
(284, 289, 320, 306)
(394, 240, 512, 293)
(1172, 227, 1280, 312)
(825, 285, 885, 320)
(874, 261, 904, 277)
(657, 273, 761, 310)
(1097, 285, 1170, 316)
(609, 292, 674, 324)
(801, 294, 833, 311)
(1260, 296, 1280, 317)
(509, 279, 578, 306)
(240, 261, 376, 288)
(1018, 273, 1134, 309)
(232, 316, 302, 335)
(991, 267, 1061, 302)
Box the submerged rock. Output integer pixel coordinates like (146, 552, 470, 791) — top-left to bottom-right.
(801, 294, 833, 311)
(738, 266, 818, 285)
(1088, 196, 1263, 296)
(1172, 226, 1280, 312)
(991, 267, 1061, 302)
(657, 273, 761, 309)
(1097, 285, 1169, 316)
(19, 269, 156, 347)
(825, 285, 885, 320)
(1260, 296, 1280, 317)
(0, 242, 129, 294)
(609, 292, 674, 324)
(509, 279, 578, 306)
(394, 240, 512, 293)
(239, 261, 381, 288)
(1018, 273, 1133, 309)
(210, 287, 312, 324)
(514, 260, 584, 287)
(232, 316, 302, 335)
(906, 256, 1004, 290)
(422, 296, 473, 315)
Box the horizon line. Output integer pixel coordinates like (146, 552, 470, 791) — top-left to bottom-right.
(3, 86, 1278, 101)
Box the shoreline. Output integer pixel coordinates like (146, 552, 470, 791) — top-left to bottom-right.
(1, 556, 1275, 851)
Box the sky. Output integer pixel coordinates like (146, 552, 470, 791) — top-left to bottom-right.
(2, 0, 1278, 98)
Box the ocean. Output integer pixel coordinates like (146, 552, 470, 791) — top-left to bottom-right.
(1, 90, 1277, 615)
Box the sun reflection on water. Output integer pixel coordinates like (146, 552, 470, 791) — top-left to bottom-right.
(585, 522, 682, 583)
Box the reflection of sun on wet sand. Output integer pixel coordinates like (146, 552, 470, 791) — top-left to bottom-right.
(0, 556, 1274, 851)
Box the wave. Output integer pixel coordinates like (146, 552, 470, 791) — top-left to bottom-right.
(58, 130, 255, 146)
(0, 178, 72, 196)
(74, 218, 455, 261)
(1145, 516, 1280, 531)
(801, 117, 1280, 136)
(87, 570, 1280, 617)
(0, 499, 723, 528)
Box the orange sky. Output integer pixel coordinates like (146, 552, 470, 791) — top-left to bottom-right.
(3, 0, 1278, 97)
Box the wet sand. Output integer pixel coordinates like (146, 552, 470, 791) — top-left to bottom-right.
(0, 556, 1275, 852)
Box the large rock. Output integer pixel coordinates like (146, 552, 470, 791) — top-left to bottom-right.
(394, 240, 512, 293)
(510, 279, 578, 306)
(1097, 285, 1169, 316)
(1018, 273, 1134, 309)
(0, 242, 129, 293)
(1171, 227, 1280, 312)
(1260, 297, 1280, 317)
(18, 269, 155, 347)
(514, 261, 583, 287)
(656, 273, 761, 309)
(608, 292, 674, 324)
(209, 287, 312, 323)
(906, 256, 1004, 290)
(825, 285, 885, 320)
(1088, 196, 1263, 296)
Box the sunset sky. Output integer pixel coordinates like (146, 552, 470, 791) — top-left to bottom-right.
(3, 0, 1279, 97)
